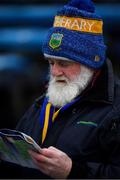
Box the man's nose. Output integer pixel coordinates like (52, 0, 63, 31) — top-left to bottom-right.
(51, 64, 63, 76)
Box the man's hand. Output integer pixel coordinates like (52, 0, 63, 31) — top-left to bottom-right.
(29, 146, 72, 179)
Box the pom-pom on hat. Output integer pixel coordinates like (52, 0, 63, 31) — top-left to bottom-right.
(42, 0, 107, 69)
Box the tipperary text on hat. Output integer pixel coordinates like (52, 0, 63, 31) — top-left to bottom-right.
(54, 16, 103, 34)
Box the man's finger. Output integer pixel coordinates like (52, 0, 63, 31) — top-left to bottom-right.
(28, 150, 50, 163)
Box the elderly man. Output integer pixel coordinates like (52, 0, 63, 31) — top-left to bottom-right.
(1, 0, 120, 179)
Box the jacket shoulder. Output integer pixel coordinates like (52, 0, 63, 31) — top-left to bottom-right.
(16, 94, 45, 133)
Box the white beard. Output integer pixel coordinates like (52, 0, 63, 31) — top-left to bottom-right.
(46, 65, 94, 107)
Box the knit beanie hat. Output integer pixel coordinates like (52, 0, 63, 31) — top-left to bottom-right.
(42, 0, 107, 69)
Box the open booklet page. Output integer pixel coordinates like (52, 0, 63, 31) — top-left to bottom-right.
(0, 129, 42, 169)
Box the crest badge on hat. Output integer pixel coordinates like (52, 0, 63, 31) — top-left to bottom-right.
(49, 33, 63, 49)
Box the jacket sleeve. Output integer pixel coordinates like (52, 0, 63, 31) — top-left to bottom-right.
(68, 118, 120, 179)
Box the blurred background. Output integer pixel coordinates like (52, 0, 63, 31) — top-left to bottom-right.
(0, 0, 120, 129)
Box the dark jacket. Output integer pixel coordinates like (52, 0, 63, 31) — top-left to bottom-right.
(1, 59, 120, 179)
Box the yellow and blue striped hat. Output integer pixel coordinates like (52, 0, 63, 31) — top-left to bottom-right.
(42, 0, 107, 69)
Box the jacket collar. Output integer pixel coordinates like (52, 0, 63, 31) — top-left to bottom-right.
(83, 59, 114, 104)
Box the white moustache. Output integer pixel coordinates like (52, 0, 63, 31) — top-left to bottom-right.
(51, 76, 69, 83)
